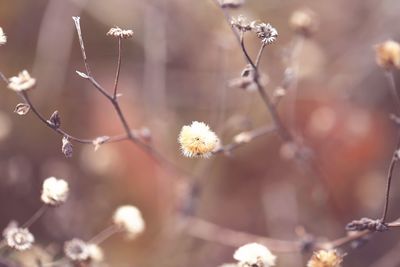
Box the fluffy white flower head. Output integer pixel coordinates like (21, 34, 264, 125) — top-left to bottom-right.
(178, 121, 220, 158)
(234, 243, 276, 267)
(113, 205, 145, 239)
(0, 27, 6, 45)
(8, 70, 36, 92)
(41, 177, 69, 206)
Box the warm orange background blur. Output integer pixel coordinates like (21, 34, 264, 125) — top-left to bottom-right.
(1, 0, 400, 266)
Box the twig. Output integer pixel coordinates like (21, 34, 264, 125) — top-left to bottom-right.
(112, 37, 122, 100)
(213, 125, 276, 155)
(89, 225, 121, 244)
(21, 204, 48, 228)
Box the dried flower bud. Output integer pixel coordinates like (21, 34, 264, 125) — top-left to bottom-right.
(138, 127, 152, 143)
(178, 121, 220, 158)
(233, 132, 252, 144)
(233, 243, 276, 267)
(3, 224, 35, 251)
(252, 22, 278, 45)
(14, 103, 30, 116)
(0, 27, 6, 45)
(8, 70, 36, 92)
(47, 111, 61, 129)
(272, 87, 286, 102)
(113, 205, 145, 239)
(41, 176, 69, 206)
(64, 238, 90, 262)
(218, 0, 245, 9)
(93, 136, 110, 151)
(231, 15, 252, 32)
(62, 136, 73, 158)
(307, 250, 343, 267)
(345, 217, 388, 232)
(289, 8, 317, 37)
(229, 65, 268, 92)
(375, 40, 400, 69)
(107, 27, 133, 39)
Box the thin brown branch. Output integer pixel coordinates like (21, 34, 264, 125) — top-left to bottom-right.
(213, 125, 276, 155)
(21, 204, 48, 228)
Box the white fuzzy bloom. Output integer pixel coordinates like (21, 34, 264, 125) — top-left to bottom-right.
(178, 121, 220, 158)
(234, 243, 276, 267)
(88, 243, 104, 262)
(0, 27, 6, 45)
(8, 70, 36, 92)
(3, 225, 35, 251)
(41, 177, 69, 206)
(113, 205, 145, 239)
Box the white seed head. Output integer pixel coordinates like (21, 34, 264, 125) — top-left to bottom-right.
(3, 226, 35, 251)
(233, 243, 276, 267)
(88, 243, 104, 262)
(41, 177, 69, 206)
(178, 121, 220, 158)
(8, 70, 36, 92)
(113, 205, 145, 239)
(107, 27, 133, 39)
(64, 238, 90, 262)
(218, 0, 245, 9)
(0, 27, 6, 45)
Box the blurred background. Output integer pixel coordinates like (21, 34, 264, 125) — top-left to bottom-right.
(1, 0, 400, 266)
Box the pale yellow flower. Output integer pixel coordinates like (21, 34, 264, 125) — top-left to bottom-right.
(307, 250, 343, 267)
(375, 40, 400, 69)
(178, 121, 220, 158)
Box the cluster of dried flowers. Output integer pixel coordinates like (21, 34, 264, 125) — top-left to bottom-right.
(0, 174, 145, 265)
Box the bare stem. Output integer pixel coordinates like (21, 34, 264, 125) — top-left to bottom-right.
(21, 204, 48, 228)
(381, 137, 400, 222)
(89, 225, 121, 244)
(385, 70, 400, 108)
(113, 37, 122, 99)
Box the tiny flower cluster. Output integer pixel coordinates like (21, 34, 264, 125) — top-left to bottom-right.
(107, 27, 134, 39)
(2, 222, 34, 251)
(64, 238, 104, 263)
(230, 16, 278, 45)
(113, 205, 146, 239)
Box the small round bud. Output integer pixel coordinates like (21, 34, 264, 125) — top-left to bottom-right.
(231, 15, 252, 32)
(113, 205, 145, 239)
(41, 177, 69, 206)
(375, 40, 400, 69)
(92, 136, 110, 151)
(289, 8, 318, 37)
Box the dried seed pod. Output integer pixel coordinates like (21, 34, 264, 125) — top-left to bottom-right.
(48, 111, 61, 129)
(14, 103, 30, 115)
(62, 136, 73, 158)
